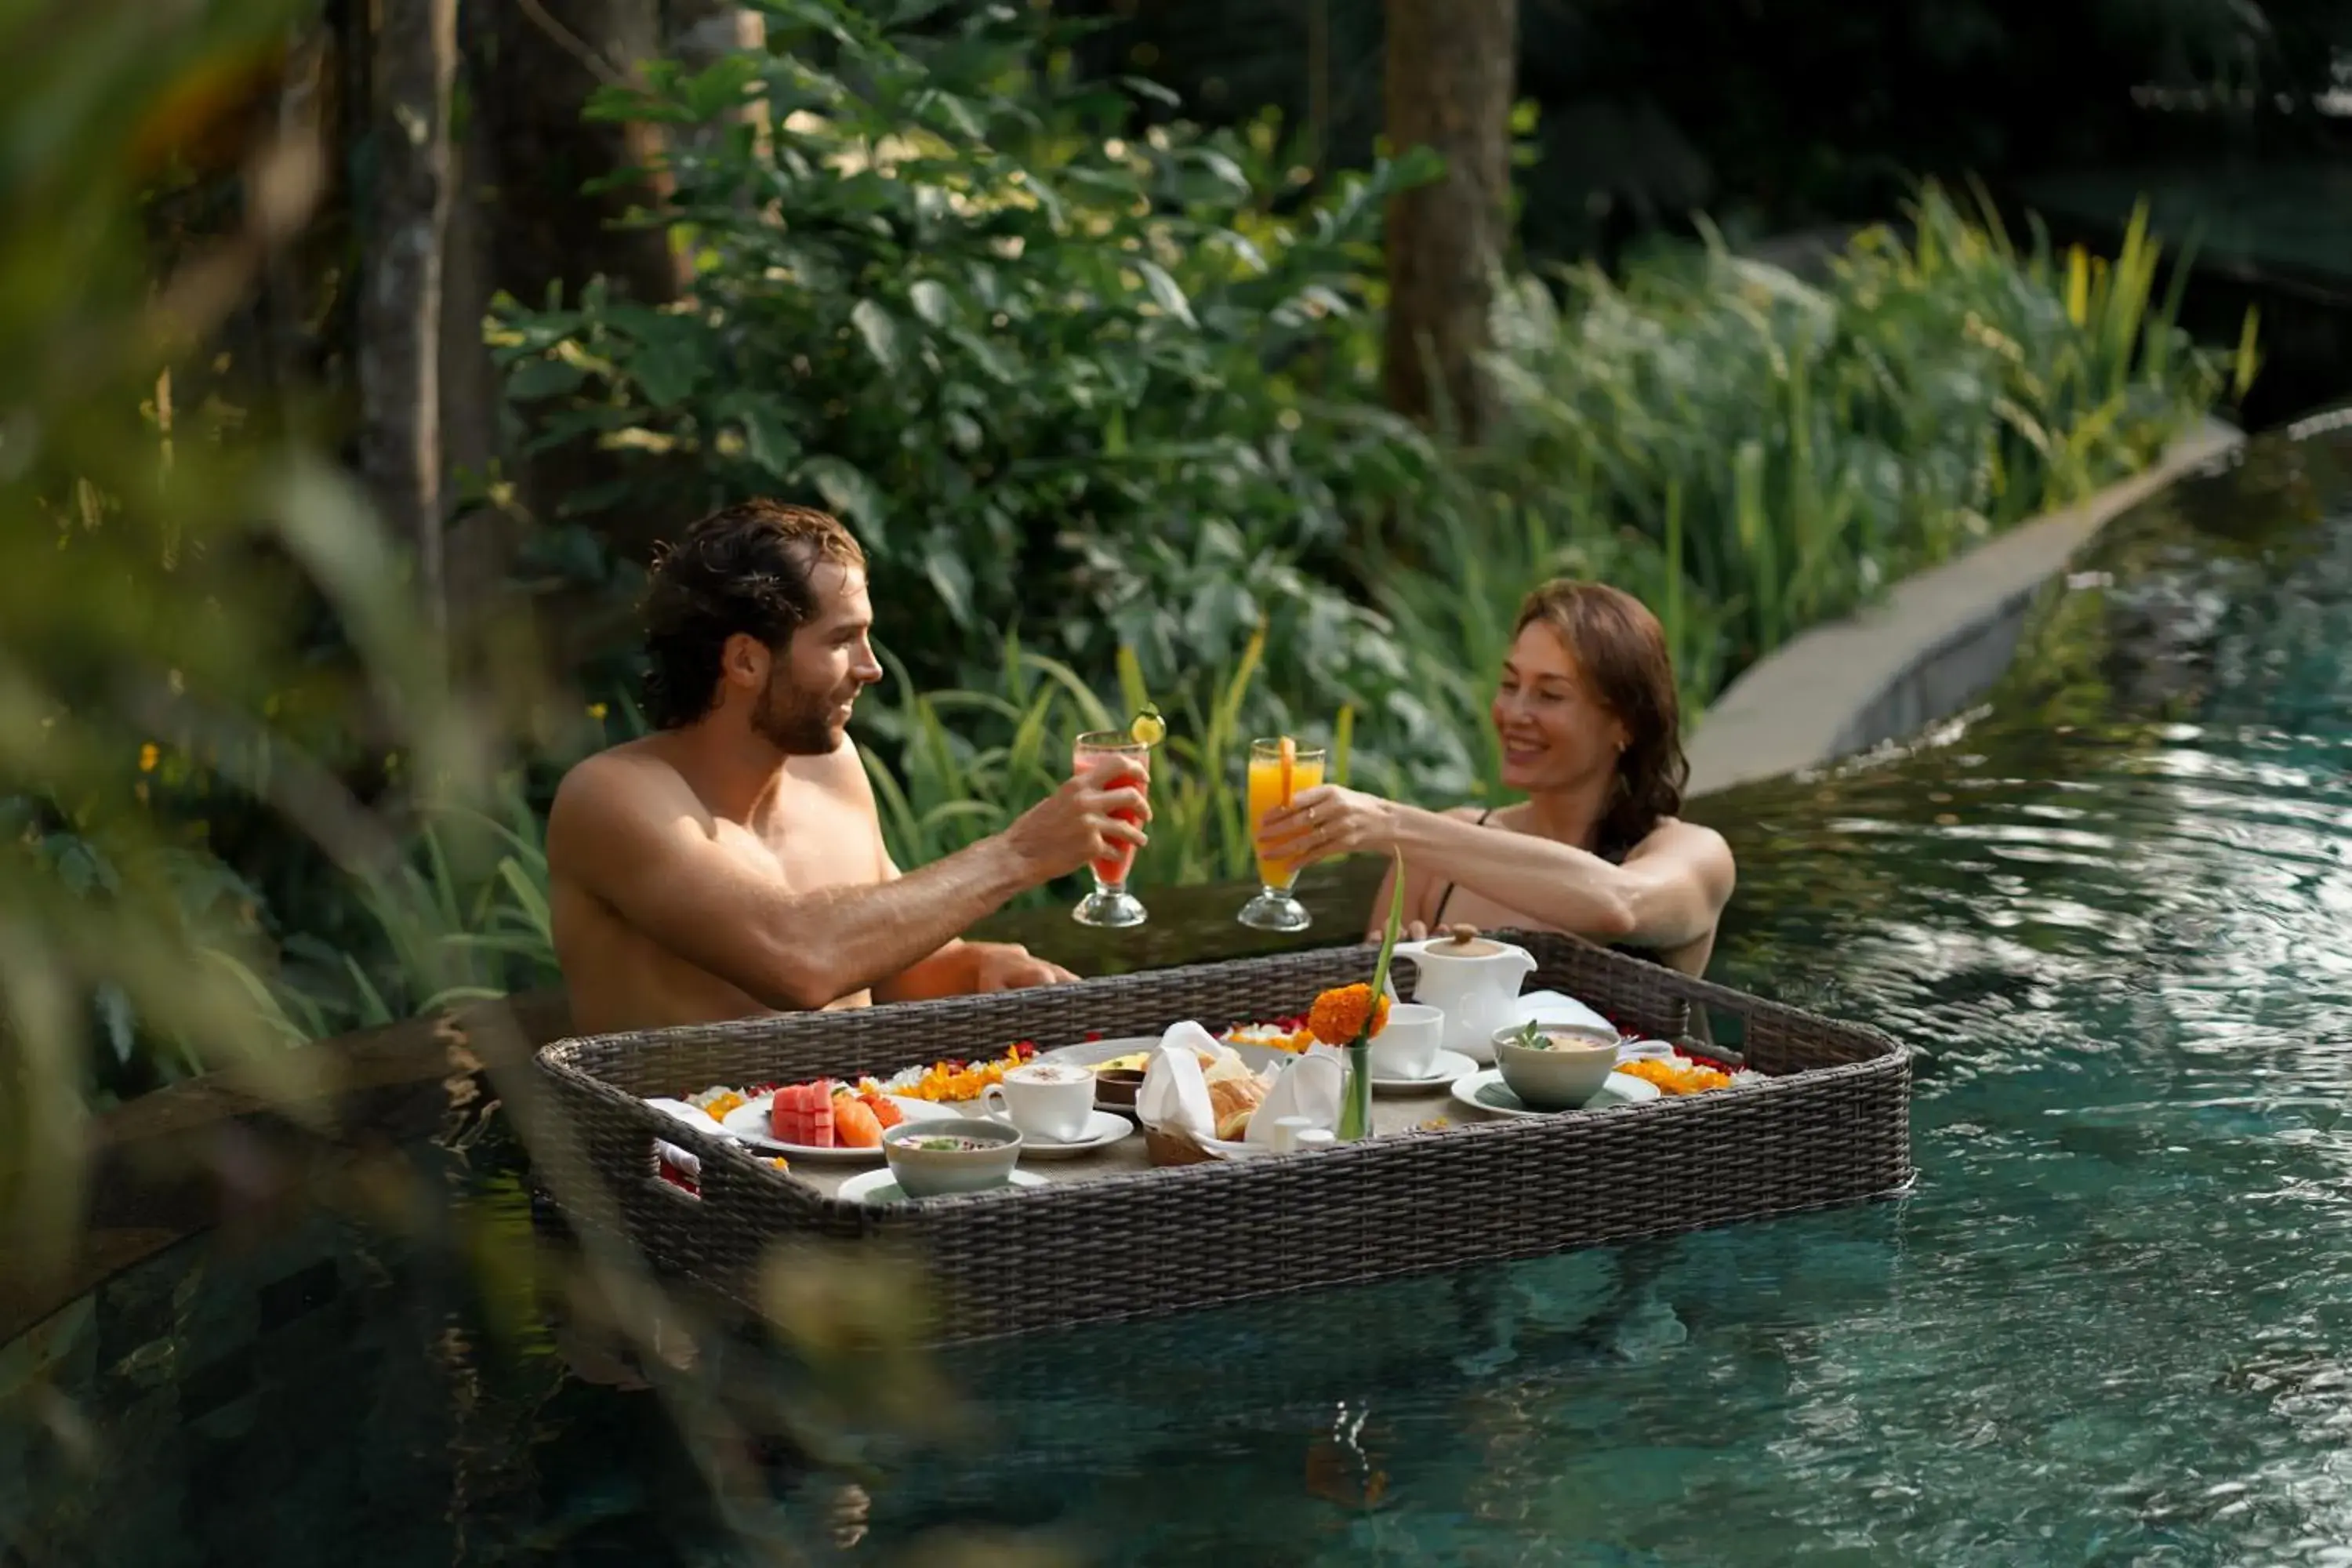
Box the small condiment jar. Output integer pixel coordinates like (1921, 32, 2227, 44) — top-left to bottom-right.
(1269, 1115, 1312, 1153)
(1295, 1127, 1337, 1152)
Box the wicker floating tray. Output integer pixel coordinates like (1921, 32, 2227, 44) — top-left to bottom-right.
(535, 931, 1911, 1344)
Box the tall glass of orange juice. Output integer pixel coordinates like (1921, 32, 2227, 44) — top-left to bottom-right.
(1239, 736, 1326, 931)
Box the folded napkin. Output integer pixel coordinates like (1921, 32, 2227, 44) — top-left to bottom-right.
(648, 1097, 725, 1134)
(1242, 1047, 1345, 1145)
(1138, 1022, 1346, 1149)
(1136, 1022, 1223, 1142)
(644, 1097, 721, 1180)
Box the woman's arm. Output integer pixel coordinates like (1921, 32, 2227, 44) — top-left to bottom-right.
(1360, 806, 1477, 941)
(1266, 788, 1735, 951)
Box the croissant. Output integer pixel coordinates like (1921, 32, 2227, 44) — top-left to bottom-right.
(1207, 1076, 1266, 1141)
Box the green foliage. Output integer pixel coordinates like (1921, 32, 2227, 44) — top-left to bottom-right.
(488, 0, 1439, 692)
(0, 0, 528, 1268)
(1436, 181, 2238, 691)
(835, 183, 2238, 869)
(15, 0, 2245, 1091)
(132, 161, 2242, 1050)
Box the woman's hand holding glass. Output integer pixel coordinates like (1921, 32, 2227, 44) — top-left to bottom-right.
(1254, 783, 1397, 872)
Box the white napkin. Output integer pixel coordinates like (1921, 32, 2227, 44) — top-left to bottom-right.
(1243, 1047, 1345, 1145)
(1136, 1022, 1222, 1142)
(647, 1097, 725, 1134)
(644, 1098, 720, 1179)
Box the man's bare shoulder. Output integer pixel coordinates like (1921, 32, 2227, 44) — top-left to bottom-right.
(548, 741, 708, 862)
(789, 738, 877, 797)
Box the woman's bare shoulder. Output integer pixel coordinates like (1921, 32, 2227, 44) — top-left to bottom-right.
(1629, 816, 1736, 884)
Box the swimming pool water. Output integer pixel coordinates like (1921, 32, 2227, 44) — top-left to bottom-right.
(9, 423, 2352, 1565)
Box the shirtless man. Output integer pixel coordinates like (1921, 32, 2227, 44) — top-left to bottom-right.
(546, 500, 1149, 1034)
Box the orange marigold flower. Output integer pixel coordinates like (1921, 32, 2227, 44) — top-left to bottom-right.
(1308, 983, 1391, 1045)
(1617, 1057, 1731, 1095)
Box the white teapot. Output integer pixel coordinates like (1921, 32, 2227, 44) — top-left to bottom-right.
(1390, 931, 1538, 1065)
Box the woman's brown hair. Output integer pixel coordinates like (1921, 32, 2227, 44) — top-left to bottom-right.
(1512, 579, 1688, 861)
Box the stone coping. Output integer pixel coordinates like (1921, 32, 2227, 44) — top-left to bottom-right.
(1683, 417, 2246, 800)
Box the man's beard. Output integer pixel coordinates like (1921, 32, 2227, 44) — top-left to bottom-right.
(752, 673, 844, 756)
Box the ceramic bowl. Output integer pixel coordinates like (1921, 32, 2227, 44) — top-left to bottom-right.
(1093, 1066, 1147, 1109)
(881, 1118, 1023, 1198)
(1490, 1023, 1621, 1110)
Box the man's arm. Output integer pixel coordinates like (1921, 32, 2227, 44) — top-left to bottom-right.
(868, 842, 1079, 1004)
(869, 835, 985, 1002)
(546, 755, 1139, 1011)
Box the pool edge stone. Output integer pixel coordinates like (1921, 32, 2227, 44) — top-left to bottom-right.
(1684, 416, 2248, 800)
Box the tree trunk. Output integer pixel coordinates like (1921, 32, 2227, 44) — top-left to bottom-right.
(470, 0, 677, 310)
(359, 0, 458, 626)
(462, 0, 679, 583)
(668, 0, 766, 84)
(666, 0, 768, 234)
(1381, 0, 1516, 444)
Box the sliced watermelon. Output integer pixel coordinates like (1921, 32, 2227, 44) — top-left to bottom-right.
(779, 1087, 805, 1145)
(770, 1081, 838, 1147)
(804, 1080, 837, 1146)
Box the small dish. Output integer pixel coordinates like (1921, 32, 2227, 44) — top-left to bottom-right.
(1367, 1047, 1479, 1094)
(978, 1108, 1134, 1159)
(1450, 1069, 1660, 1119)
(837, 1167, 1049, 1206)
(1491, 1022, 1623, 1109)
(1094, 1067, 1147, 1110)
(883, 1118, 1023, 1198)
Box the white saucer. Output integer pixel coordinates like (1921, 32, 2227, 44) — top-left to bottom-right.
(1450, 1069, 1661, 1119)
(722, 1091, 958, 1162)
(971, 1109, 1134, 1159)
(836, 1167, 1049, 1205)
(1367, 1048, 1479, 1094)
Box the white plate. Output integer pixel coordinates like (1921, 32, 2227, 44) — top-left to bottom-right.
(1367, 1048, 1480, 1094)
(967, 1108, 1134, 1159)
(1036, 1034, 1298, 1073)
(1449, 1068, 1661, 1119)
(836, 1167, 1049, 1206)
(721, 1091, 959, 1162)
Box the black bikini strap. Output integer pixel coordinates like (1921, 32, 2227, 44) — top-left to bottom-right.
(1429, 808, 1497, 927)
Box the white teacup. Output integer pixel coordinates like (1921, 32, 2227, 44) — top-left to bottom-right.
(1367, 1002, 1445, 1080)
(981, 1061, 1095, 1143)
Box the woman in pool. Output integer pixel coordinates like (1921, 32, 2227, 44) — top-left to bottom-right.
(1255, 579, 1735, 976)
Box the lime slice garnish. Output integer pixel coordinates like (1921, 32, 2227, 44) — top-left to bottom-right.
(1128, 706, 1166, 746)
